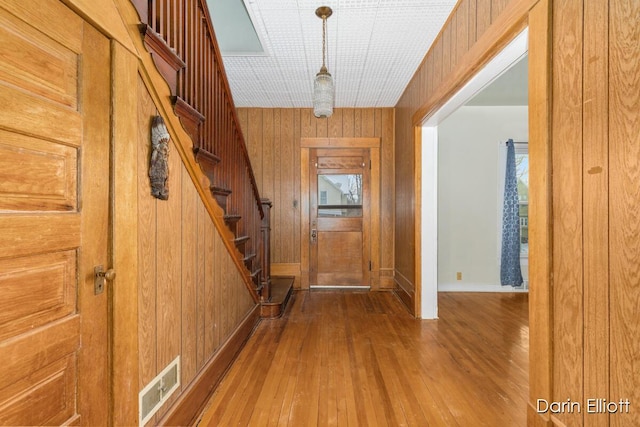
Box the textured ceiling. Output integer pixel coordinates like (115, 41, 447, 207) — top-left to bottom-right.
(211, 0, 457, 108)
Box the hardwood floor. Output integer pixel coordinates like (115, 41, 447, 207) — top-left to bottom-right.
(196, 291, 529, 426)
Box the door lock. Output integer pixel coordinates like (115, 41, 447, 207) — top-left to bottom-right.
(94, 265, 116, 295)
(311, 229, 317, 243)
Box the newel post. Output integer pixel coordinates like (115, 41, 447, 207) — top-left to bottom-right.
(260, 198, 272, 302)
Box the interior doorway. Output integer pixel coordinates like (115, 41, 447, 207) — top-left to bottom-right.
(300, 138, 381, 290)
(309, 148, 371, 288)
(418, 28, 529, 319)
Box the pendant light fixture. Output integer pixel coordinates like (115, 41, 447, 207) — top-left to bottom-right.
(313, 6, 334, 118)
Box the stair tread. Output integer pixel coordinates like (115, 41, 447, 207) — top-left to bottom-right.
(243, 253, 256, 261)
(211, 186, 232, 195)
(234, 235, 250, 243)
(192, 146, 220, 167)
(224, 214, 242, 222)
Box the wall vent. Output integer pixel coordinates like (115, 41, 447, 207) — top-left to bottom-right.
(139, 356, 180, 425)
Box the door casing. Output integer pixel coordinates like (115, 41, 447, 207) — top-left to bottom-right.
(301, 138, 381, 290)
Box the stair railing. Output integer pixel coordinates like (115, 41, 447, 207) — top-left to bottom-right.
(134, 0, 269, 301)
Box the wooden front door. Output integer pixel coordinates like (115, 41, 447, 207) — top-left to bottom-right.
(0, 2, 111, 424)
(309, 148, 370, 288)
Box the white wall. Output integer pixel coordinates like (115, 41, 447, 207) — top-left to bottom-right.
(437, 105, 528, 291)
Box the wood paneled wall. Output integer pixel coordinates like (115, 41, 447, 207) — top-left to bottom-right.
(396, 0, 640, 425)
(394, 0, 533, 313)
(137, 77, 257, 425)
(236, 108, 395, 289)
(548, 1, 640, 426)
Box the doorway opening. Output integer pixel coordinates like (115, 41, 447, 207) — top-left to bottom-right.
(419, 28, 529, 319)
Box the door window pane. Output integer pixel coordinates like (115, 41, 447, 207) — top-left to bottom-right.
(318, 174, 362, 217)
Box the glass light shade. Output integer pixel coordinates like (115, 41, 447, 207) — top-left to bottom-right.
(313, 70, 334, 118)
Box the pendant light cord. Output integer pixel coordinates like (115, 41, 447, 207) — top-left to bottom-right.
(322, 16, 327, 70)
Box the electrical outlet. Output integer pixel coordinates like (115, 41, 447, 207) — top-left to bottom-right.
(456, 272, 462, 281)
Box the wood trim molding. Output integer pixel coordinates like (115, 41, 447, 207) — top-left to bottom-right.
(110, 41, 140, 427)
(413, 125, 422, 316)
(300, 140, 381, 291)
(528, 0, 553, 422)
(158, 305, 261, 426)
(301, 137, 380, 148)
(138, 24, 186, 97)
(412, 0, 538, 126)
(173, 96, 205, 144)
(394, 269, 415, 316)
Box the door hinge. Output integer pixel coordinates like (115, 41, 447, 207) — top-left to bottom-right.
(369, 159, 372, 170)
(369, 261, 372, 271)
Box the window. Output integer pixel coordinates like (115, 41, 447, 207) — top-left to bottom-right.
(317, 174, 363, 217)
(515, 144, 528, 256)
(320, 190, 327, 205)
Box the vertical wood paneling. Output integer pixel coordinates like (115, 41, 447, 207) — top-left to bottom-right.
(362, 109, 375, 136)
(196, 201, 206, 369)
(273, 109, 282, 260)
(449, 13, 457, 72)
(354, 109, 362, 135)
(491, 0, 509, 23)
(456, 0, 469, 66)
(155, 133, 183, 419)
(583, 1, 610, 425)
(137, 80, 158, 402)
(432, 41, 443, 93)
(468, 0, 477, 49)
(441, 26, 451, 79)
(552, 1, 584, 424)
(156, 135, 182, 372)
(281, 109, 295, 262)
(248, 109, 263, 193)
(328, 109, 343, 137)
(426, 52, 435, 102)
(380, 109, 395, 287)
(342, 108, 355, 137)
(204, 214, 215, 357)
(218, 235, 229, 336)
(300, 109, 316, 138)
(181, 166, 198, 387)
(316, 116, 328, 137)
(263, 109, 274, 200)
(301, 146, 310, 289)
(293, 109, 302, 261)
(610, 1, 640, 425)
(476, 0, 492, 40)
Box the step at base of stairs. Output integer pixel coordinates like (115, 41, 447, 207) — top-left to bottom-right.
(260, 276, 294, 319)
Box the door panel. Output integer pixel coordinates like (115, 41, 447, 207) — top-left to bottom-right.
(0, 2, 110, 425)
(310, 148, 370, 288)
(317, 231, 363, 286)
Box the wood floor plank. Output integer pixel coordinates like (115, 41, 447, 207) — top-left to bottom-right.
(197, 291, 528, 426)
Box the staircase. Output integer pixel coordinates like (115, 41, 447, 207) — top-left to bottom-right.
(134, 0, 293, 317)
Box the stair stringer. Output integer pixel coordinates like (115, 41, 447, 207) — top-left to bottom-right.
(135, 38, 261, 304)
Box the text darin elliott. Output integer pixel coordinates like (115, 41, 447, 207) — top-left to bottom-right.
(537, 398, 631, 414)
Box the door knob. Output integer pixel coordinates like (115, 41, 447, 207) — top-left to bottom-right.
(94, 265, 115, 295)
(97, 268, 116, 281)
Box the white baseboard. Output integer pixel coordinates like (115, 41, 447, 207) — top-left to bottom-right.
(438, 282, 529, 293)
